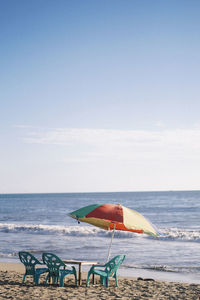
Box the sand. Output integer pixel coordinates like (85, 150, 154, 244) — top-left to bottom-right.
(0, 263, 200, 299)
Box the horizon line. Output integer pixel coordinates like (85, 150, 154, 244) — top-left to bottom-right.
(0, 189, 200, 195)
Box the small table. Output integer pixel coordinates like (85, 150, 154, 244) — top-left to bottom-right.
(63, 260, 98, 286)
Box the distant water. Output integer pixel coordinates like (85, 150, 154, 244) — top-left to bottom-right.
(0, 191, 200, 283)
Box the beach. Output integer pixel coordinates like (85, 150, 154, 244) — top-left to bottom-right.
(0, 263, 200, 299)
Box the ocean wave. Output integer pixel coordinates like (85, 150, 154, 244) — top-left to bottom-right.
(122, 264, 200, 274)
(0, 252, 16, 258)
(0, 223, 101, 236)
(0, 223, 159, 238)
(1, 223, 200, 242)
(159, 228, 200, 242)
(0, 223, 128, 237)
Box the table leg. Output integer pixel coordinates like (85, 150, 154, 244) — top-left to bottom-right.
(78, 263, 82, 285)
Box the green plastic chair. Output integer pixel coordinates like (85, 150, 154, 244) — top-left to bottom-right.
(87, 255, 125, 288)
(42, 252, 77, 287)
(18, 251, 48, 285)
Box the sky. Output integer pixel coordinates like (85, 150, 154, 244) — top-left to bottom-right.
(1, 0, 200, 193)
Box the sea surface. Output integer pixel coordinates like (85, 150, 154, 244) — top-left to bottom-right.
(0, 191, 200, 283)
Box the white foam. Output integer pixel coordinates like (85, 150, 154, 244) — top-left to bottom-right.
(159, 227, 200, 242)
(0, 223, 154, 238)
(1, 223, 200, 242)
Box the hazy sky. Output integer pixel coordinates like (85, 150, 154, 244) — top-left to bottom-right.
(1, 0, 200, 193)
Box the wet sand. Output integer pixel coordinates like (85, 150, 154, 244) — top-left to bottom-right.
(0, 263, 200, 299)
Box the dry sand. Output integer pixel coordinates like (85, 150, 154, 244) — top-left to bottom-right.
(0, 263, 200, 299)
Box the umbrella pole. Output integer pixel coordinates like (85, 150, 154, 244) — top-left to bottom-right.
(107, 224, 116, 262)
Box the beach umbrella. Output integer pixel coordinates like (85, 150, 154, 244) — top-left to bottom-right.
(69, 203, 159, 261)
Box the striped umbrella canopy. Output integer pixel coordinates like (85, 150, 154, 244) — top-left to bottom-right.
(69, 204, 159, 260)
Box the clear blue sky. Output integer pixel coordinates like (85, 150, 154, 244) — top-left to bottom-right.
(1, 0, 200, 193)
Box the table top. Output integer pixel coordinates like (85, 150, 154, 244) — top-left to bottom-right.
(63, 259, 99, 265)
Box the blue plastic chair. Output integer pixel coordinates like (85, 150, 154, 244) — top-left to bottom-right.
(87, 255, 125, 288)
(42, 252, 77, 287)
(18, 251, 48, 285)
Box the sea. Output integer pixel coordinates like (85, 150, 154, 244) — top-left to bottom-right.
(0, 191, 200, 284)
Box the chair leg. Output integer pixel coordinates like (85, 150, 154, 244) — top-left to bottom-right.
(102, 277, 107, 287)
(53, 275, 58, 284)
(114, 274, 118, 287)
(22, 274, 26, 284)
(59, 274, 64, 287)
(45, 274, 49, 285)
(105, 277, 109, 288)
(59, 271, 77, 287)
(74, 269, 77, 286)
(86, 273, 91, 287)
(34, 273, 41, 285)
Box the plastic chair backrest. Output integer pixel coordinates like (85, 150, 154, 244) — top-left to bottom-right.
(105, 255, 125, 275)
(19, 251, 41, 275)
(42, 252, 65, 276)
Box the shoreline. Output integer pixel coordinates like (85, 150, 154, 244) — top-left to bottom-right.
(0, 263, 200, 299)
(1, 260, 199, 285)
